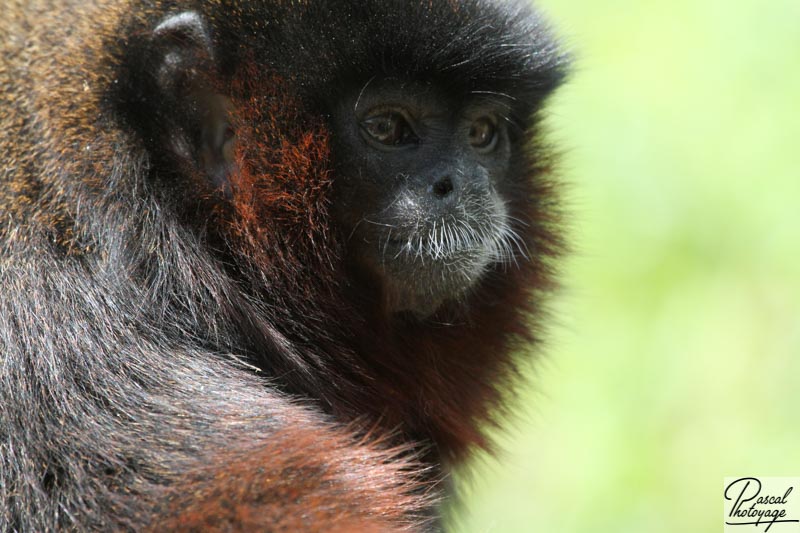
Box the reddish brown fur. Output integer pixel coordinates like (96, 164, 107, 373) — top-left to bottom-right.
(155, 411, 434, 532)
(225, 64, 339, 284)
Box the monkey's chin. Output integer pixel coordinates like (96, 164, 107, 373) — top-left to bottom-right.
(376, 251, 492, 319)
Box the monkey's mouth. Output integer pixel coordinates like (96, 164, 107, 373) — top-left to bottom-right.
(366, 214, 526, 317)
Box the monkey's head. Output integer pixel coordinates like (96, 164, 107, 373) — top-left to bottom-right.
(121, 1, 566, 323)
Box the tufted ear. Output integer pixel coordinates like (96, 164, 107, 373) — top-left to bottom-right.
(148, 12, 235, 195)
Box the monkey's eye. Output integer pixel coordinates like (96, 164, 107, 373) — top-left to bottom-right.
(361, 112, 418, 147)
(468, 117, 498, 152)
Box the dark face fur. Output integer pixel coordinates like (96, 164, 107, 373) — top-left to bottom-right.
(331, 79, 521, 317)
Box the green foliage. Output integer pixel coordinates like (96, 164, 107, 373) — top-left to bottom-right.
(450, 0, 800, 531)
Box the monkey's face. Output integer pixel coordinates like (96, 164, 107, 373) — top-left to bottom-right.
(330, 80, 523, 317)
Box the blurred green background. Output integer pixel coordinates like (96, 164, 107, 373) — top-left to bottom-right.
(448, 0, 800, 531)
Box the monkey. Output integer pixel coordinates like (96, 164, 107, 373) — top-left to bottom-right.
(0, 0, 568, 530)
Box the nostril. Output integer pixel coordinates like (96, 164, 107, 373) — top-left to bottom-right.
(431, 176, 454, 198)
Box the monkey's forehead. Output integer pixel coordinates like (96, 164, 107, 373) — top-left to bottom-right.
(201, 0, 568, 104)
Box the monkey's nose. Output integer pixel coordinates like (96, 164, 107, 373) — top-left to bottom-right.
(430, 175, 455, 199)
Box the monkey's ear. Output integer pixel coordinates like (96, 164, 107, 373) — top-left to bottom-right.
(152, 12, 214, 92)
(149, 12, 235, 194)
